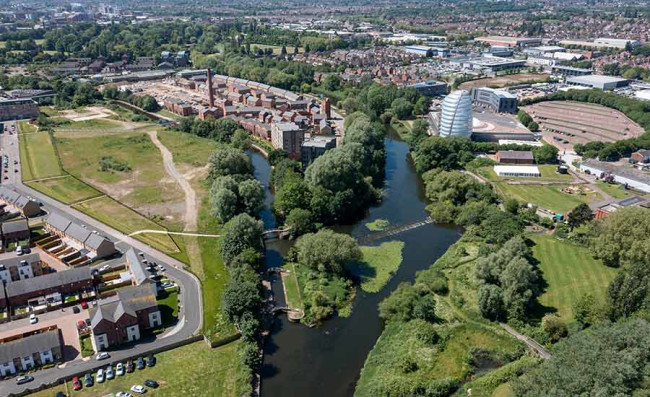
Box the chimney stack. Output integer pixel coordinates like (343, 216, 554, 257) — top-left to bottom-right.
(207, 68, 215, 108)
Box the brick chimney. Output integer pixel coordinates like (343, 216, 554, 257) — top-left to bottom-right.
(207, 68, 215, 108)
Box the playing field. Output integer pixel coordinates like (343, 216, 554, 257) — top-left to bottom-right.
(72, 196, 180, 255)
(26, 175, 103, 204)
(27, 340, 248, 397)
(530, 234, 618, 322)
(494, 183, 601, 214)
(19, 132, 62, 181)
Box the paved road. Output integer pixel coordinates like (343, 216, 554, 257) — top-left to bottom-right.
(0, 121, 204, 396)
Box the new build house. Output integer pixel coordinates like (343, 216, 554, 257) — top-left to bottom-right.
(0, 187, 40, 217)
(45, 213, 116, 260)
(89, 284, 162, 351)
(0, 329, 62, 376)
(2, 267, 94, 309)
(0, 253, 44, 284)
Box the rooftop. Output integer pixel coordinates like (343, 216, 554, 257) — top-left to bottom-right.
(567, 75, 629, 85)
(0, 329, 60, 362)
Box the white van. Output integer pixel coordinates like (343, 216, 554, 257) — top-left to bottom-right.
(15, 246, 23, 256)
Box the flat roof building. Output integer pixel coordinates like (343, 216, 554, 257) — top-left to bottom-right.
(566, 75, 629, 91)
(475, 36, 542, 47)
(560, 38, 640, 49)
(301, 135, 337, 167)
(470, 87, 518, 114)
(408, 80, 448, 97)
(271, 122, 304, 159)
(551, 65, 593, 77)
(580, 159, 650, 193)
(0, 98, 39, 121)
(494, 165, 541, 177)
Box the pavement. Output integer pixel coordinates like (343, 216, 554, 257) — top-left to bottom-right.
(0, 119, 204, 396)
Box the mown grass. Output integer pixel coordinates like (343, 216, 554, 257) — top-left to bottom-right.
(157, 290, 179, 326)
(72, 196, 180, 255)
(479, 165, 573, 182)
(282, 263, 303, 310)
(364, 218, 390, 231)
(28, 340, 249, 397)
(530, 234, 618, 322)
(157, 130, 220, 167)
(19, 132, 62, 181)
(596, 181, 633, 199)
(493, 183, 601, 214)
(18, 121, 38, 133)
(349, 241, 405, 293)
(26, 175, 103, 204)
(56, 117, 121, 131)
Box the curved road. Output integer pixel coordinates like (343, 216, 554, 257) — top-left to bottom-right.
(0, 123, 203, 396)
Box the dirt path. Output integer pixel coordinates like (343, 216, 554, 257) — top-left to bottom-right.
(146, 130, 198, 232)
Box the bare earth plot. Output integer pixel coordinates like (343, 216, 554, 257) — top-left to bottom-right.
(458, 73, 548, 90)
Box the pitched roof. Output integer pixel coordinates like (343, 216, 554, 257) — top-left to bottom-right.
(0, 329, 60, 362)
(1, 219, 28, 234)
(126, 248, 149, 286)
(5, 267, 93, 298)
(497, 150, 534, 160)
(0, 253, 39, 270)
(65, 222, 91, 242)
(85, 233, 108, 250)
(90, 284, 157, 329)
(46, 212, 72, 232)
(0, 186, 21, 204)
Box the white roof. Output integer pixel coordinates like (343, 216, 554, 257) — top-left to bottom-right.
(567, 74, 628, 85)
(635, 90, 650, 101)
(494, 165, 541, 174)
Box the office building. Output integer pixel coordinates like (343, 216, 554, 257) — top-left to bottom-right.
(408, 81, 448, 97)
(470, 87, 518, 114)
(436, 91, 473, 138)
(0, 98, 38, 121)
(566, 75, 629, 90)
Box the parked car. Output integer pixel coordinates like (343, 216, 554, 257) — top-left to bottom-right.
(144, 380, 159, 389)
(160, 281, 174, 289)
(83, 373, 93, 387)
(29, 313, 38, 324)
(72, 306, 80, 314)
(15, 375, 33, 385)
(137, 356, 145, 370)
(96, 352, 110, 361)
(16, 246, 23, 255)
(85, 318, 92, 327)
(96, 368, 105, 383)
(80, 301, 88, 309)
(130, 385, 146, 394)
(116, 393, 133, 397)
(147, 354, 155, 367)
(99, 264, 110, 272)
(56, 391, 66, 397)
(72, 376, 82, 391)
(116, 362, 125, 376)
(126, 359, 135, 373)
(106, 365, 114, 380)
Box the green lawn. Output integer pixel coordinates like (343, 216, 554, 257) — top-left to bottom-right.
(57, 118, 121, 131)
(72, 196, 181, 255)
(79, 335, 94, 357)
(349, 241, 405, 293)
(479, 165, 573, 183)
(157, 290, 179, 326)
(493, 183, 601, 214)
(530, 234, 618, 322)
(19, 132, 62, 181)
(28, 341, 248, 397)
(282, 263, 303, 311)
(26, 175, 103, 204)
(596, 181, 633, 199)
(156, 109, 185, 121)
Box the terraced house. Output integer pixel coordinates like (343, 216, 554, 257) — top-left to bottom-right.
(0, 329, 62, 376)
(44, 213, 116, 261)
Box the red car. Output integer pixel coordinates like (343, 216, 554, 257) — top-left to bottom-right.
(72, 376, 82, 391)
(80, 301, 88, 309)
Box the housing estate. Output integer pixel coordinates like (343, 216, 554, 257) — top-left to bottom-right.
(45, 213, 116, 260)
(0, 186, 41, 217)
(0, 328, 62, 376)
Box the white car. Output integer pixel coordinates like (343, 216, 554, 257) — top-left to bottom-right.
(16, 246, 23, 255)
(96, 368, 105, 383)
(99, 264, 111, 272)
(106, 365, 114, 379)
(116, 393, 133, 397)
(116, 362, 125, 376)
(96, 352, 110, 361)
(29, 313, 38, 324)
(130, 385, 147, 394)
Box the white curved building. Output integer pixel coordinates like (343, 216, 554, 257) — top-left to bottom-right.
(438, 90, 473, 138)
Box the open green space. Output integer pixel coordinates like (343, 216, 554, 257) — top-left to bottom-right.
(493, 183, 601, 214)
(293, 260, 355, 319)
(79, 335, 94, 357)
(18, 121, 38, 134)
(156, 109, 185, 121)
(478, 165, 573, 183)
(18, 132, 62, 181)
(596, 181, 634, 200)
(26, 175, 103, 204)
(282, 263, 304, 311)
(350, 241, 405, 293)
(249, 43, 304, 54)
(28, 340, 248, 397)
(57, 117, 122, 131)
(72, 196, 180, 255)
(195, 194, 237, 341)
(456, 356, 541, 397)
(389, 119, 411, 140)
(355, 321, 523, 397)
(364, 218, 390, 232)
(158, 130, 220, 167)
(157, 290, 179, 326)
(530, 234, 618, 322)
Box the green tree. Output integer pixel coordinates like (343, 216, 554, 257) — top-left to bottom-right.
(390, 97, 414, 120)
(208, 147, 253, 180)
(478, 284, 505, 320)
(238, 179, 265, 215)
(567, 203, 594, 230)
(541, 314, 567, 342)
(591, 208, 650, 267)
(221, 213, 264, 264)
(286, 208, 315, 237)
(294, 229, 360, 275)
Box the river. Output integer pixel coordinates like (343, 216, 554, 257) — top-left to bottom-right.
(249, 130, 460, 397)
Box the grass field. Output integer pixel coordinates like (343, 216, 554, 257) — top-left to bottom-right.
(156, 109, 185, 121)
(479, 165, 573, 183)
(26, 175, 103, 204)
(18, 121, 38, 133)
(282, 263, 304, 310)
(250, 43, 304, 55)
(28, 341, 248, 397)
(596, 181, 633, 199)
(72, 196, 180, 255)
(19, 132, 62, 181)
(349, 241, 405, 293)
(493, 183, 601, 214)
(57, 118, 122, 131)
(365, 219, 390, 232)
(158, 130, 220, 167)
(157, 290, 179, 326)
(530, 234, 618, 322)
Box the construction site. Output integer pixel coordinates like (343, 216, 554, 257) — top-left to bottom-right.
(523, 101, 645, 150)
